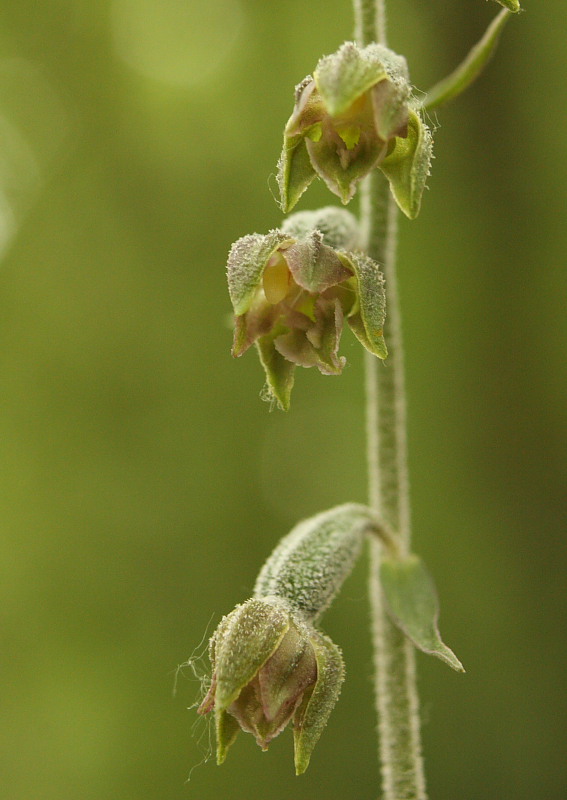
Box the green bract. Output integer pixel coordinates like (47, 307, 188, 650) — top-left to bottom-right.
(380, 554, 465, 672)
(278, 41, 432, 219)
(226, 209, 387, 410)
(423, 8, 517, 111)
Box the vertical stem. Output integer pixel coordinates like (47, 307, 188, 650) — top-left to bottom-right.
(353, 0, 387, 46)
(363, 181, 411, 548)
(363, 176, 427, 800)
(355, 2, 427, 797)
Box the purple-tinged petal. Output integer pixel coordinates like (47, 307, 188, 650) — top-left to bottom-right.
(284, 232, 352, 294)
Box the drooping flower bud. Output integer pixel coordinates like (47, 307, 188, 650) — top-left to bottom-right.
(278, 42, 433, 219)
(226, 209, 387, 410)
(281, 205, 360, 251)
(198, 504, 382, 773)
(198, 597, 345, 775)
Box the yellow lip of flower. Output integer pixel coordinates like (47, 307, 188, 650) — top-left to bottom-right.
(263, 252, 292, 305)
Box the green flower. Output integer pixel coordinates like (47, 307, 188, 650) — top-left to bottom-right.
(198, 598, 344, 775)
(278, 42, 433, 218)
(227, 208, 387, 410)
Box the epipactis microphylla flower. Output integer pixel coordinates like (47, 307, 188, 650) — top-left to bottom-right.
(197, 505, 381, 774)
(278, 41, 433, 218)
(227, 208, 387, 410)
(197, 597, 344, 775)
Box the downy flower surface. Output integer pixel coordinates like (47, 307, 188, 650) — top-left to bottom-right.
(227, 208, 387, 410)
(198, 598, 344, 775)
(278, 41, 433, 218)
(198, 505, 380, 774)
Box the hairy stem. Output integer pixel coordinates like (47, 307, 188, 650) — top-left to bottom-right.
(356, 2, 427, 796)
(362, 175, 426, 800)
(362, 178, 411, 549)
(353, 0, 387, 46)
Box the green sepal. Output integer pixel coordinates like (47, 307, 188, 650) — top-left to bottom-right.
(284, 232, 352, 294)
(227, 231, 293, 316)
(340, 252, 387, 359)
(368, 43, 410, 85)
(278, 133, 318, 213)
(380, 553, 465, 672)
(214, 598, 291, 709)
(208, 612, 231, 668)
(424, 9, 514, 111)
(379, 109, 432, 220)
(293, 631, 345, 775)
(306, 298, 346, 375)
(256, 327, 296, 411)
(215, 709, 240, 764)
(314, 41, 388, 116)
(281, 207, 360, 252)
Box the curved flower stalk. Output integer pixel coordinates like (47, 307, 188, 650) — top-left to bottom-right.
(278, 41, 432, 219)
(227, 208, 387, 410)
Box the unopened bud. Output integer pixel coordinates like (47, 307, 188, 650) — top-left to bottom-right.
(198, 596, 344, 775)
(198, 504, 385, 773)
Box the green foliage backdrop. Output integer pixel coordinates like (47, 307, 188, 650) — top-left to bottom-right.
(1, 1, 566, 798)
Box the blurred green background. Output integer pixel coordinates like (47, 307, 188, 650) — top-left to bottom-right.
(1, 1, 566, 798)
